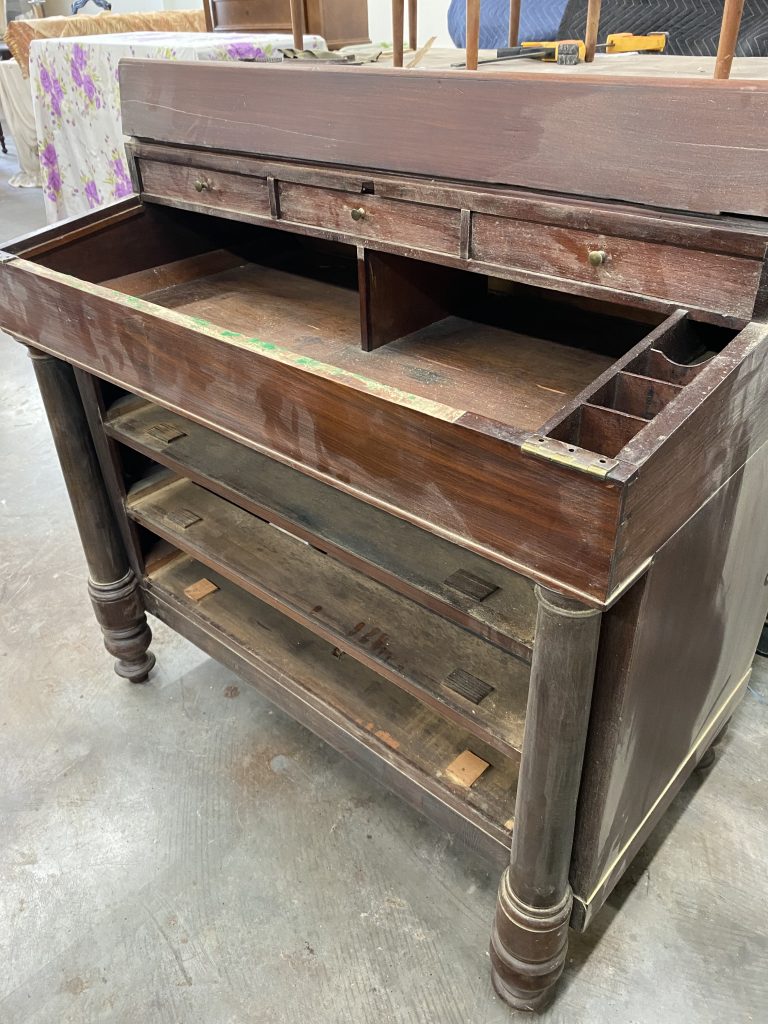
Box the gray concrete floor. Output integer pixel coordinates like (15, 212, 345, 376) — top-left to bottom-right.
(1, 141, 767, 1024)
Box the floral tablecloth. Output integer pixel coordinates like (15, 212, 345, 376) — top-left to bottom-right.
(30, 31, 326, 222)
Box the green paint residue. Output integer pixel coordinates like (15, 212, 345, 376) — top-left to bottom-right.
(26, 261, 466, 423)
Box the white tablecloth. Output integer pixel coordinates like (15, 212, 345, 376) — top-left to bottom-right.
(0, 59, 41, 188)
(29, 31, 326, 222)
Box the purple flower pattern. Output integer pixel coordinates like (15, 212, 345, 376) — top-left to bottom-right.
(31, 33, 325, 221)
(84, 178, 103, 209)
(225, 42, 266, 60)
(40, 142, 62, 203)
(39, 64, 64, 119)
(69, 43, 102, 109)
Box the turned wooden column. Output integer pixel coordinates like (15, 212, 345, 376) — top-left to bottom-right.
(490, 586, 602, 1010)
(28, 349, 155, 683)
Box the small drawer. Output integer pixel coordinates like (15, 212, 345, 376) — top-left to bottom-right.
(138, 158, 270, 219)
(278, 182, 461, 255)
(471, 214, 763, 320)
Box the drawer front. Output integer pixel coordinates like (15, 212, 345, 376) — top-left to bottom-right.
(139, 158, 270, 219)
(471, 214, 763, 319)
(278, 182, 461, 255)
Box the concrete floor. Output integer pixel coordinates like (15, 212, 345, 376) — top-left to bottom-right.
(1, 141, 768, 1024)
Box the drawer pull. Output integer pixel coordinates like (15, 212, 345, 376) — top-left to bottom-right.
(350, 206, 366, 222)
(194, 178, 212, 193)
(587, 249, 607, 267)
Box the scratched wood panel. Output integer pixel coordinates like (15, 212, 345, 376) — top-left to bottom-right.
(139, 157, 271, 220)
(610, 321, 768, 590)
(0, 255, 623, 602)
(142, 259, 615, 429)
(120, 60, 768, 216)
(107, 400, 538, 659)
(147, 554, 519, 846)
(128, 476, 531, 756)
(573, 443, 768, 925)
(471, 214, 764, 321)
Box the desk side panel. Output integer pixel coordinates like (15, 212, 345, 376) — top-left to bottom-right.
(571, 442, 768, 925)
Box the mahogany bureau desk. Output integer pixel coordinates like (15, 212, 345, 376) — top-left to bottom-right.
(3, 62, 768, 1010)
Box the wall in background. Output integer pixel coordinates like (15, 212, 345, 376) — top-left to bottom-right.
(367, 0, 452, 47)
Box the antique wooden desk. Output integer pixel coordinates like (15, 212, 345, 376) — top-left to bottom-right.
(2, 62, 768, 1010)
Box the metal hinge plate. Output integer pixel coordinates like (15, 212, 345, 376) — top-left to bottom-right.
(521, 435, 618, 478)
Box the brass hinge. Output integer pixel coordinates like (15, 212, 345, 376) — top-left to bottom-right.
(521, 435, 618, 478)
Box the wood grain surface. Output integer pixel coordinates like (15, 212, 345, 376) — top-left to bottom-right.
(107, 398, 538, 659)
(128, 476, 531, 757)
(120, 60, 768, 216)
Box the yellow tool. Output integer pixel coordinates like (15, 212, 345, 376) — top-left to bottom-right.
(604, 31, 667, 54)
(458, 31, 667, 69)
(520, 40, 586, 64)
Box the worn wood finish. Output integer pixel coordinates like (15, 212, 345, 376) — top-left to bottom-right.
(6, 63, 768, 1009)
(138, 260, 615, 428)
(128, 140, 768, 258)
(465, 0, 480, 70)
(127, 475, 531, 756)
(106, 399, 538, 659)
(278, 181, 461, 255)
(584, 0, 602, 62)
(508, 0, 521, 46)
(572, 441, 768, 927)
(138, 158, 270, 221)
(27, 351, 155, 683)
(491, 588, 602, 1010)
(471, 213, 763, 321)
(610, 321, 768, 591)
(120, 61, 768, 217)
(146, 555, 517, 865)
(714, 0, 746, 80)
(358, 248, 484, 351)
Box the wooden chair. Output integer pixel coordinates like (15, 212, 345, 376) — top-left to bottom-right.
(455, 0, 748, 79)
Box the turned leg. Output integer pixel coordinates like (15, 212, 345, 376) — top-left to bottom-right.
(490, 586, 602, 1010)
(695, 719, 731, 773)
(28, 349, 155, 682)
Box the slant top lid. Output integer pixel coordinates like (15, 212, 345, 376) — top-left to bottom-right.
(120, 60, 768, 218)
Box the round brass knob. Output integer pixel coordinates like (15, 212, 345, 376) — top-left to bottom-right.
(194, 179, 211, 193)
(350, 207, 366, 222)
(588, 249, 607, 267)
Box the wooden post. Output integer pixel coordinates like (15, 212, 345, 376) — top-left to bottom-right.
(490, 586, 602, 1010)
(508, 0, 521, 47)
(408, 0, 417, 51)
(289, 0, 305, 51)
(584, 0, 602, 63)
(714, 0, 746, 80)
(392, 0, 405, 67)
(465, 0, 480, 71)
(28, 349, 156, 683)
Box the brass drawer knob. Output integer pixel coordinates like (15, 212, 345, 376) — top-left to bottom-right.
(588, 249, 607, 267)
(194, 178, 211, 193)
(350, 207, 366, 221)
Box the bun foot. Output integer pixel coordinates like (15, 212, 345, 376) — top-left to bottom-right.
(490, 868, 571, 1012)
(89, 571, 156, 684)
